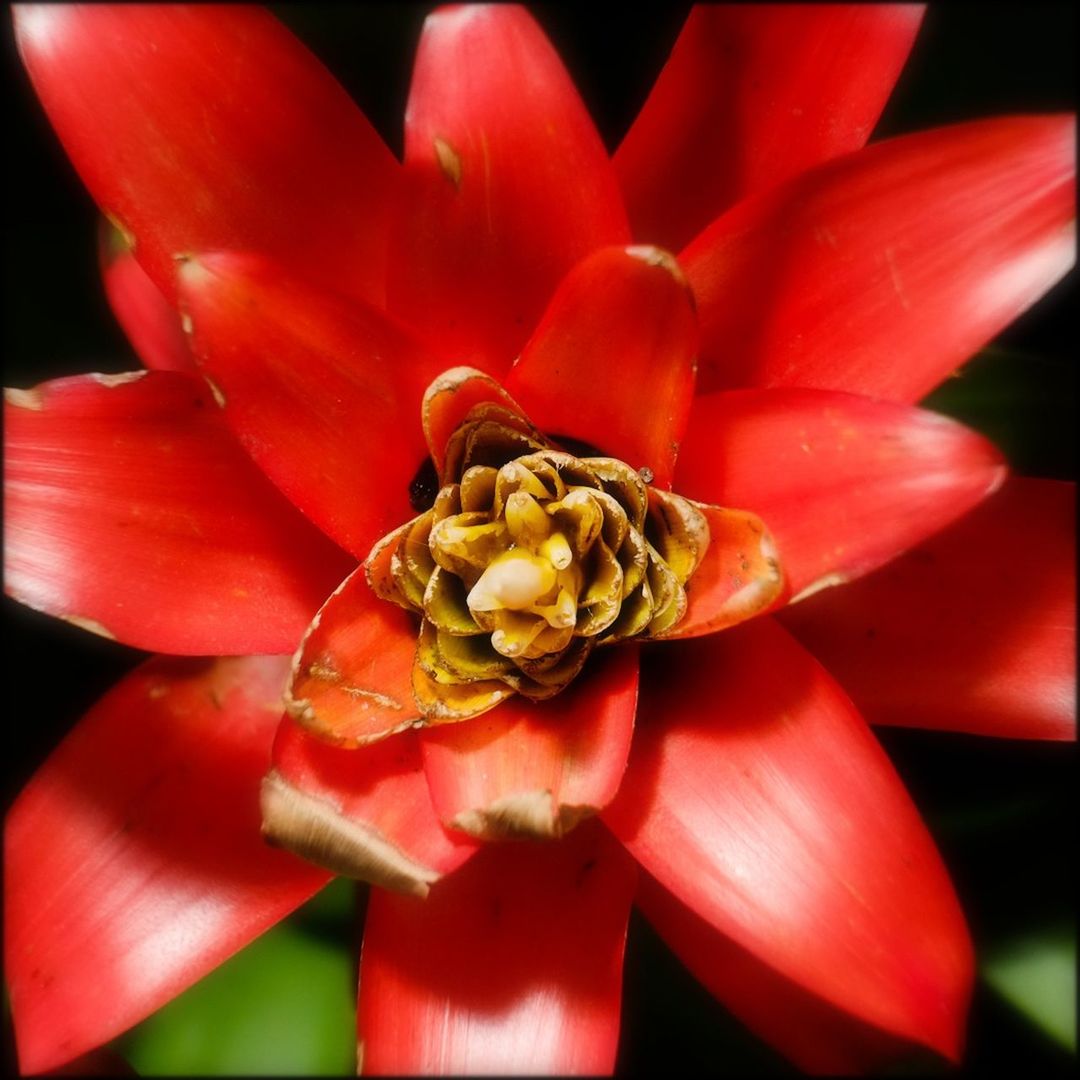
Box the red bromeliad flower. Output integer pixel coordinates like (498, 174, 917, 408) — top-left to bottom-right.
(4, 4, 1076, 1075)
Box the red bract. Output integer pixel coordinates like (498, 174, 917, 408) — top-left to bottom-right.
(4, 4, 1076, 1075)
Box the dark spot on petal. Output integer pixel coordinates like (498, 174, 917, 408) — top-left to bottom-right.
(576, 856, 597, 888)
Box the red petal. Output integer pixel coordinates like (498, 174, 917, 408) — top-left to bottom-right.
(286, 568, 421, 747)
(781, 477, 1076, 740)
(98, 218, 194, 373)
(656, 502, 783, 640)
(14, 5, 398, 307)
(616, 4, 924, 252)
(602, 619, 974, 1062)
(682, 115, 1077, 398)
(638, 874, 914, 1073)
(420, 646, 639, 840)
(421, 367, 530, 479)
(4, 372, 353, 655)
(675, 387, 1006, 600)
(387, 5, 630, 374)
(503, 246, 697, 490)
(178, 252, 441, 560)
(266, 717, 476, 895)
(358, 819, 635, 1075)
(5, 655, 328, 1075)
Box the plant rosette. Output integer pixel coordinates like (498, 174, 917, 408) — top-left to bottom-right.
(4, 4, 1075, 1076)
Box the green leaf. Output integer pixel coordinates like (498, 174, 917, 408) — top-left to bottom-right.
(119, 888, 357, 1076)
(983, 923, 1076, 1053)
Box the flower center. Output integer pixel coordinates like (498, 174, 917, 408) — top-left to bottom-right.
(366, 408, 711, 722)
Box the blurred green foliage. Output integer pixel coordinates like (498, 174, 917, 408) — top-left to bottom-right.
(923, 346, 1076, 481)
(984, 924, 1077, 1052)
(119, 881, 357, 1075)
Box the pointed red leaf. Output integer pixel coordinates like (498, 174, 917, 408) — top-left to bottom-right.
(421, 645, 639, 841)
(387, 4, 630, 374)
(4, 372, 352, 655)
(178, 252, 442, 560)
(616, 4, 925, 252)
(603, 619, 974, 1062)
(14, 4, 398, 307)
(781, 478, 1076, 740)
(266, 717, 477, 897)
(98, 218, 194, 373)
(286, 567, 421, 748)
(358, 819, 635, 1075)
(503, 246, 698, 489)
(638, 874, 915, 1073)
(675, 388, 1006, 601)
(682, 115, 1076, 399)
(5, 655, 328, 1076)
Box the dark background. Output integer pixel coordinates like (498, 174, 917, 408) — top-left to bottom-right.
(3, 4, 1075, 1075)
